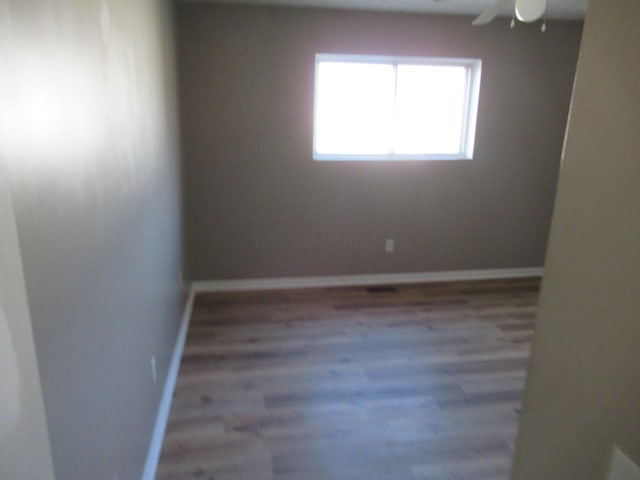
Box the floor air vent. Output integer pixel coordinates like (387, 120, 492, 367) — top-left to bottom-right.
(365, 286, 398, 293)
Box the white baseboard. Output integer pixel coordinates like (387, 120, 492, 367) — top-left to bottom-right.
(141, 285, 196, 480)
(193, 267, 543, 293)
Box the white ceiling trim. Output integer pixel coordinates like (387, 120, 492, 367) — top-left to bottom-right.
(178, 0, 587, 21)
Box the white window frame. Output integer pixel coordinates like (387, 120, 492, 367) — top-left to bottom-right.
(313, 54, 482, 161)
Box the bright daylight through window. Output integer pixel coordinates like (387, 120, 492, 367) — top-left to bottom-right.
(313, 54, 482, 161)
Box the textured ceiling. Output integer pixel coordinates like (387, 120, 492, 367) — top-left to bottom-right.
(179, 0, 588, 20)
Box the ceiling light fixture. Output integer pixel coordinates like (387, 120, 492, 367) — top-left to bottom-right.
(472, 0, 548, 27)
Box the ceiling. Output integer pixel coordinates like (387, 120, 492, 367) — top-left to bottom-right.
(179, 0, 588, 20)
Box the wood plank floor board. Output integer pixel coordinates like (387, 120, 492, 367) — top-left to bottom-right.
(411, 454, 514, 480)
(157, 277, 540, 479)
(270, 433, 513, 474)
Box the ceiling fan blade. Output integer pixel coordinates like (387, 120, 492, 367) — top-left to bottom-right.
(472, 0, 513, 25)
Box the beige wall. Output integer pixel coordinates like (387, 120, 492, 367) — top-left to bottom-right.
(0, 166, 55, 480)
(177, 4, 583, 280)
(511, 1, 640, 479)
(0, 0, 184, 478)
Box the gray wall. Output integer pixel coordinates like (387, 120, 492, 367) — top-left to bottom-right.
(177, 4, 583, 280)
(511, 1, 640, 479)
(0, 1, 184, 479)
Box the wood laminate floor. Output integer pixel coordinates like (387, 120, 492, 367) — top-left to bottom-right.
(157, 277, 540, 480)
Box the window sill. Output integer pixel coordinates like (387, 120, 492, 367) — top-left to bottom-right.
(312, 154, 473, 162)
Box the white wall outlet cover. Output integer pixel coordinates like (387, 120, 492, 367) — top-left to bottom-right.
(385, 239, 394, 253)
(0, 306, 21, 439)
(515, 0, 547, 22)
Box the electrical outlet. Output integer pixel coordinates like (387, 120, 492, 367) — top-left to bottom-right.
(150, 355, 157, 384)
(385, 238, 395, 253)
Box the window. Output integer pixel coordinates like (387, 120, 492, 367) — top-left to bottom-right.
(313, 54, 482, 161)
